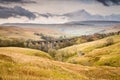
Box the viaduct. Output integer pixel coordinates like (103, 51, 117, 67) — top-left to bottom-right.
(26, 31, 120, 52)
(26, 38, 76, 52)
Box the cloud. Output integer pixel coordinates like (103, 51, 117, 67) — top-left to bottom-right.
(0, 0, 35, 3)
(96, 0, 120, 6)
(0, 6, 36, 19)
(77, 0, 120, 6)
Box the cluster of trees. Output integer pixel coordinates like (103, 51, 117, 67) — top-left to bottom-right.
(48, 49, 69, 61)
(0, 38, 26, 47)
(34, 33, 56, 41)
(75, 31, 120, 44)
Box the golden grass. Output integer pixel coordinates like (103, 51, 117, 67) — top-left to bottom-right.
(0, 47, 86, 80)
(0, 47, 52, 59)
(58, 35, 120, 67)
(0, 47, 120, 80)
(59, 35, 120, 53)
(0, 26, 63, 40)
(0, 26, 42, 40)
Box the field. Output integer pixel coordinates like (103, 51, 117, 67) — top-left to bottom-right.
(0, 47, 120, 80)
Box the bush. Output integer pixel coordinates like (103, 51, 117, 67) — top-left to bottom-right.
(48, 49, 57, 58)
(105, 38, 114, 46)
(55, 51, 77, 62)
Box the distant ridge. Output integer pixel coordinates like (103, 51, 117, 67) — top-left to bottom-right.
(65, 20, 120, 25)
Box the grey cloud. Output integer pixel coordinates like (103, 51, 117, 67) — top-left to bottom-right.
(0, 0, 35, 3)
(96, 0, 120, 6)
(0, 6, 36, 19)
(77, 0, 120, 6)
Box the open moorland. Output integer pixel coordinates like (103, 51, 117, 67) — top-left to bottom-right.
(0, 25, 120, 80)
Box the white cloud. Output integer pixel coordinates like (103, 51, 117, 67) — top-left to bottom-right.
(29, 16, 68, 24)
(0, 16, 29, 24)
(0, 15, 69, 24)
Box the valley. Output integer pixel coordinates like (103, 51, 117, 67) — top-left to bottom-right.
(0, 0, 120, 80)
(0, 24, 120, 80)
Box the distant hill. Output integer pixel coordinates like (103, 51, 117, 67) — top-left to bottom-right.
(63, 9, 120, 21)
(65, 21, 120, 25)
(0, 26, 40, 40)
(0, 26, 63, 40)
(34, 9, 120, 23)
(35, 9, 120, 23)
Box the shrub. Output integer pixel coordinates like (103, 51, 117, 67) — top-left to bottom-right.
(55, 51, 77, 62)
(105, 38, 114, 46)
(48, 49, 57, 58)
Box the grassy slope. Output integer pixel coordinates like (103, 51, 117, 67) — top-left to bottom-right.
(0, 47, 120, 80)
(0, 26, 63, 40)
(58, 35, 120, 67)
(0, 26, 40, 40)
(0, 47, 52, 59)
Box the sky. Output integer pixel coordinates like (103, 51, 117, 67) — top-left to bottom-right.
(0, 0, 120, 24)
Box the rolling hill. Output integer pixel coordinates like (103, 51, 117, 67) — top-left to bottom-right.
(58, 35, 120, 67)
(0, 26, 63, 40)
(0, 26, 40, 40)
(0, 47, 120, 80)
(63, 9, 120, 21)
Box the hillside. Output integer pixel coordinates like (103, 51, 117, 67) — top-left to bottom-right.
(0, 26, 39, 40)
(0, 47, 120, 80)
(0, 26, 63, 40)
(58, 35, 120, 67)
(0, 47, 51, 59)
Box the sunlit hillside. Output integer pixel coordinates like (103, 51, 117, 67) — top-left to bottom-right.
(0, 0, 120, 80)
(0, 47, 120, 80)
(0, 26, 39, 40)
(58, 35, 120, 67)
(0, 26, 63, 40)
(0, 47, 51, 59)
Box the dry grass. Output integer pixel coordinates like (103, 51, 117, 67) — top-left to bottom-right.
(0, 26, 63, 40)
(0, 47, 120, 80)
(0, 26, 40, 40)
(0, 47, 86, 80)
(58, 35, 120, 67)
(0, 47, 52, 60)
(59, 35, 120, 53)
